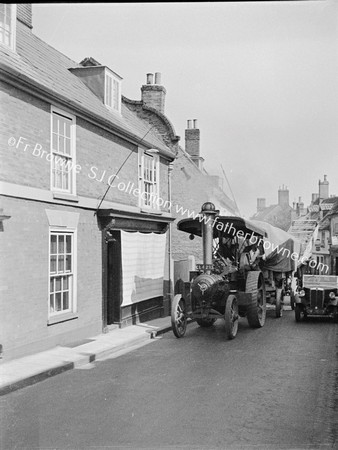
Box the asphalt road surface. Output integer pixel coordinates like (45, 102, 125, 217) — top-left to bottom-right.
(1, 309, 338, 450)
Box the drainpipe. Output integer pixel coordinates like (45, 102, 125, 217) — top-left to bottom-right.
(168, 162, 174, 312)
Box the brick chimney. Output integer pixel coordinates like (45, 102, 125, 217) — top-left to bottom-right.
(185, 119, 204, 170)
(278, 185, 289, 207)
(141, 72, 166, 113)
(257, 198, 266, 212)
(319, 175, 329, 200)
(17, 4, 33, 29)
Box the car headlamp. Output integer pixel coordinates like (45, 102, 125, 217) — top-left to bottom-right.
(329, 291, 336, 299)
(299, 290, 305, 297)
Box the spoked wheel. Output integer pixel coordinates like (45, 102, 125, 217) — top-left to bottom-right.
(246, 271, 266, 328)
(224, 295, 239, 340)
(171, 295, 187, 338)
(275, 288, 283, 318)
(196, 318, 216, 327)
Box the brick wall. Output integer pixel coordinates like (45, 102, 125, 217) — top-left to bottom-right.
(0, 85, 51, 190)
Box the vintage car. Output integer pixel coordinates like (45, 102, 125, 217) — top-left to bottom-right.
(295, 274, 338, 322)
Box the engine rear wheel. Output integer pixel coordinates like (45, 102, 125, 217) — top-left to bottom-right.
(246, 271, 266, 328)
(196, 318, 216, 327)
(224, 295, 239, 340)
(171, 295, 187, 338)
(275, 288, 283, 318)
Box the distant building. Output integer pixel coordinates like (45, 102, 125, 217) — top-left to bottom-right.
(251, 185, 296, 231)
(289, 175, 338, 275)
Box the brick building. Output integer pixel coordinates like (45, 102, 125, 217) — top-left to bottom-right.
(0, 5, 176, 360)
(251, 186, 297, 232)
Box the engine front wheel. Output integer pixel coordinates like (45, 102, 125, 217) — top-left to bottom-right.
(224, 295, 239, 340)
(171, 295, 187, 338)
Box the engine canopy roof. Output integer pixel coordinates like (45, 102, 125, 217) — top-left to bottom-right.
(177, 215, 267, 239)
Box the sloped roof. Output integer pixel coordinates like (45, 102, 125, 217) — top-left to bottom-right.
(0, 21, 173, 157)
(251, 204, 279, 221)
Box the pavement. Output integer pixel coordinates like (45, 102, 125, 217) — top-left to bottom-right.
(0, 316, 173, 396)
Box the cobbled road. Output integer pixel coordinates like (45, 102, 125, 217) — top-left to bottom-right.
(1, 309, 338, 450)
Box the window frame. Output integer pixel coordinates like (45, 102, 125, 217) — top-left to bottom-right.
(138, 148, 160, 211)
(50, 106, 77, 195)
(0, 3, 16, 51)
(48, 228, 77, 319)
(104, 69, 122, 113)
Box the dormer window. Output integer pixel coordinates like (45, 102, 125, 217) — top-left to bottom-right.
(105, 70, 121, 113)
(0, 3, 16, 50)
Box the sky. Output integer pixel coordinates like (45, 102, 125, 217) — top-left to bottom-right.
(32, 2, 338, 218)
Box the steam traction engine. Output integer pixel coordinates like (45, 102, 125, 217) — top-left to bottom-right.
(171, 202, 267, 340)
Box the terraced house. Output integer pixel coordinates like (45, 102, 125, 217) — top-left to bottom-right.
(0, 4, 177, 360)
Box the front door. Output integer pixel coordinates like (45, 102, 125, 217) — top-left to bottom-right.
(107, 230, 122, 324)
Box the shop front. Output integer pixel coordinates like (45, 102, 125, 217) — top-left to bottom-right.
(98, 209, 175, 328)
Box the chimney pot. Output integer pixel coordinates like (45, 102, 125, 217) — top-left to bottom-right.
(187, 120, 192, 129)
(193, 119, 198, 129)
(146, 73, 154, 84)
(154, 72, 161, 84)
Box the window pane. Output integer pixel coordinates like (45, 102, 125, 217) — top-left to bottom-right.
(58, 136, 64, 153)
(55, 277, 61, 292)
(66, 255, 72, 272)
(63, 276, 69, 290)
(50, 256, 56, 273)
(63, 291, 69, 310)
(50, 294, 54, 312)
(58, 235, 64, 253)
(51, 235, 57, 253)
(58, 256, 64, 272)
(65, 138, 71, 155)
(50, 278, 54, 293)
(65, 121, 71, 138)
(55, 293, 62, 311)
(66, 235, 72, 253)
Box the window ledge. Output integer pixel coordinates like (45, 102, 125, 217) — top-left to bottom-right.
(140, 208, 163, 215)
(53, 192, 79, 202)
(47, 312, 78, 326)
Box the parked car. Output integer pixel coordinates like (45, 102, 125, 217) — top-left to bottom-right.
(295, 275, 338, 322)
